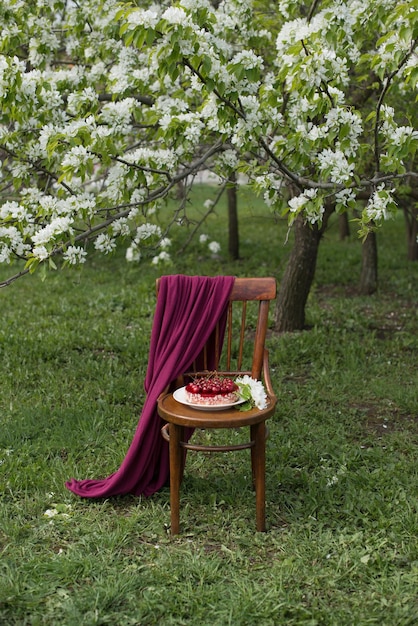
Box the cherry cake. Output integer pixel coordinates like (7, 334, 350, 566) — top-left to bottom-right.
(185, 374, 239, 406)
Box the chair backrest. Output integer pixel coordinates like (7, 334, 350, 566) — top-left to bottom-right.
(156, 277, 276, 381)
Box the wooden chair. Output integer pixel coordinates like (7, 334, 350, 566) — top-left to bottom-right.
(157, 277, 277, 534)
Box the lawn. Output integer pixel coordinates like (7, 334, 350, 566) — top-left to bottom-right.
(0, 188, 417, 625)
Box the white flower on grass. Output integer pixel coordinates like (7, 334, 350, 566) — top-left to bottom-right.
(63, 245, 87, 265)
(326, 475, 339, 487)
(0, 448, 14, 465)
(235, 375, 268, 410)
(320, 457, 347, 488)
(208, 241, 221, 254)
(199, 233, 209, 243)
(43, 503, 72, 519)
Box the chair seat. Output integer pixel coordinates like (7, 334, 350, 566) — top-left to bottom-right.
(158, 391, 276, 429)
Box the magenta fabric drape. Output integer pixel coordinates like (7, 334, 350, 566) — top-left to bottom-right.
(65, 274, 235, 498)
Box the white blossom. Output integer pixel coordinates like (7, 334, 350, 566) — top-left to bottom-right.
(288, 195, 307, 213)
(134, 224, 162, 241)
(66, 87, 98, 115)
(208, 240, 221, 254)
(0, 0, 415, 281)
(61, 146, 92, 170)
(335, 188, 356, 209)
(32, 245, 49, 260)
(159, 237, 171, 250)
(99, 98, 136, 133)
(215, 149, 238, 170)
(126, 8, 159, 29)
(126, 245, 141, 262)
(288, 189, 324, 224)
(94, 233, 116, 254)
(63, 246, 87, 265)
(111, 218, 130, 237)
(0, 225, 30, 261)
(32, 217, 73, 246)
(365, 185, 396, 221)
(0, 245, 11, 263)
(181, 0, 211, 10)
(382, 124, 417, 146)
(162, 7, 187, 25)
(231, 50, 264, 71)
(317, 149, 354, 184)
(151, 250, 171, 265)
(0, 201, 28, 221)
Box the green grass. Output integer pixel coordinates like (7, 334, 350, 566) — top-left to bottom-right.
(0, 188, 417, 625)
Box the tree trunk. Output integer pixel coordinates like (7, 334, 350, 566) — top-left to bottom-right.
(359, 231, 378, 295)
(274, 199, 335, 332)
(407, 218, 418, 261)
(339, 212, 350, 240)
(274, 216, 322, 332)
(176, 179, 186, 200)
(403, 204, 418, 261)
(227, 172, 239, 260)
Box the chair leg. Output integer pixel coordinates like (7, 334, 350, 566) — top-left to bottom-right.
(169, 423, 183, 535)
(251, 421, 266, 532)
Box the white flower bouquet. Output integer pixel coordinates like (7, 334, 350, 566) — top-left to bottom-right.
(235, 375, 268, 411)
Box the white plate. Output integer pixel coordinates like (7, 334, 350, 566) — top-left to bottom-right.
(173, 386, 245, 411)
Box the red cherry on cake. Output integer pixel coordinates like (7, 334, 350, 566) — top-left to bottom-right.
(186, 381, 200, 394)
(186, 374, 238, 396)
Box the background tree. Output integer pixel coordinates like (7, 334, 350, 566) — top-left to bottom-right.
(0, 0, 417, 331)
(227, 172, 239, 260)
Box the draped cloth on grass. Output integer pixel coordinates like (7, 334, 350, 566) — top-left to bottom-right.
(65, 274, 235, 498)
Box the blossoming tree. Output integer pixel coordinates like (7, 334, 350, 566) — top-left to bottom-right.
(0, 0, 417, 329)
